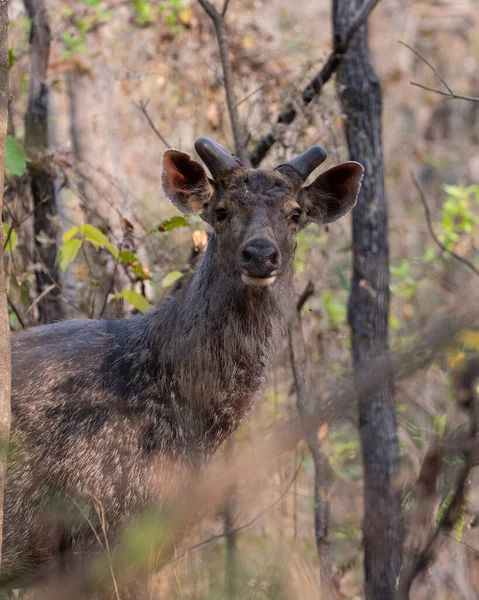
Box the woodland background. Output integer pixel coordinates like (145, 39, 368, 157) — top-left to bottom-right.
(1, 0, 479, 598)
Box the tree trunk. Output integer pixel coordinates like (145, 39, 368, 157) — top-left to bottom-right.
(333, 1, 403, 598)
(24, 0, 64, 324)
(65, 64, 142, 318)
(0, 0, 11, 569)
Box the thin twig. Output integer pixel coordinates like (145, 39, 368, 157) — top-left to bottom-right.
(7, 296, 25, 329)
(98, 234, 126, 319)
(134, 100, 171, 148)
(3, 197, 48, 252)
(249, 0, 381, 166)
(166, 457, 304, 566)
(34, 249, 84, 315)
(412, 172, 479, 276)
(26, 283, 55, 314)
(398, 41, 453, 95)
(94, 499, 122, 600)
(399, 41, 479, 103)
(197, 0, 250, 165)
(235, 79, 275, 108)
(409, 82, 479, 103)
(72, 497, 121, 600)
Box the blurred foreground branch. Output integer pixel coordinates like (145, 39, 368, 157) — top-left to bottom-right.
(289, 309, 337, 598)
(167, 458, 303, 567)
(396, 355, 479, 598)
(249, 0, 381, 166)
(47, 293, 479, 596)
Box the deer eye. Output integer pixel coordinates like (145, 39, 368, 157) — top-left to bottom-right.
(291, 207, 302, 223)
(216, 207, 227, 221)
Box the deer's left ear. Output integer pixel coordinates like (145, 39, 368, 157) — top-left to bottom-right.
(300, 162, 364, 225)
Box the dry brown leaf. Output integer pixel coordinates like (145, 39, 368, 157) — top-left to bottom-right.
(318, 423, 329, 441)
(206, 103, 220, 130)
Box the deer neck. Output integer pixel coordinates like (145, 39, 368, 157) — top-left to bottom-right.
(143, 234, 295, 443)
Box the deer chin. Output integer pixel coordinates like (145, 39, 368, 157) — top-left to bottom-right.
(241, 274, 277, 288)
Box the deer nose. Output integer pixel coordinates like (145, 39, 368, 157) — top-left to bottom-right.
(240, 239, 280, 279)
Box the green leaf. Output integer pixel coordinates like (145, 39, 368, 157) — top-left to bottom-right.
(61, 31, 86, 56)
(8, 48, 16, 68)
(79, 224, 119, 258)
(322, 292, 346, 327)
(433, 414, 447, 438)
(132, 0, 153, 25)
(5, 137, 26, 176)
(443, 184, 466, 200)
(389, 314, 400, 330)
(118, 289, 151, 313)
(62, 226, 80, 243)
(162, 270, 183, 288)
(57, 238, 82, 271)
(118, 250, 138, 264)
(157, 215, 188, 232)
(2, 223, 18, 252)
(456, 508, 465, 542)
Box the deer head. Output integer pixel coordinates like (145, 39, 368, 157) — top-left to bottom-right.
(162, 138, 363, 288)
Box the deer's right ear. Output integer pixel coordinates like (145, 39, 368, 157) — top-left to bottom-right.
(162, 150, 214, 218)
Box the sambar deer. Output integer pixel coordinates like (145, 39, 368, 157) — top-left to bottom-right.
(4, 138, 363, 589)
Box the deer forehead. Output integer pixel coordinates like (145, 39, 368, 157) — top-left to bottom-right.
(223, 170, 295, 209)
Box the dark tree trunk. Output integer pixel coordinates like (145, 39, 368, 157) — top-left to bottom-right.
(24, 0, 64, 324)
(0, 0, 11, 568)
(333, 1, 403, 598)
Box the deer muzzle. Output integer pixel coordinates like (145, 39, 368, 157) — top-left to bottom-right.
(239, 238, 280, 287)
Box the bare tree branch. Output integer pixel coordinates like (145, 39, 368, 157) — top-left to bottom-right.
(134, 100, 171, 148)
(296, 279, 314, 312)
(412, 173, 479, 276)
(249, 0, 381, 166)
(98, 232, 126, 319)
(409, 82, 479, 103)
(400, 41, 479, 103)
(399, 41, 453, 95)
(197, 0, 250, 165)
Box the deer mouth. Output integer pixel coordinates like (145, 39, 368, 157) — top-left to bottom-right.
(241, 274, 277, 287)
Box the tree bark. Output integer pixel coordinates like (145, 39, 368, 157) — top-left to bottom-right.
(24, 0, 64, 324)
(0, 0, 11, 569)
(65, 64, 144, 318)
(333, 1, 403, 598)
